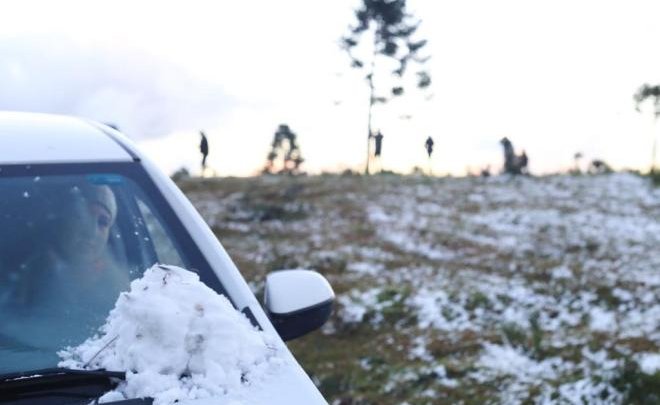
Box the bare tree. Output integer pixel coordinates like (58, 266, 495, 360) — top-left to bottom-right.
(341, 0, 431, 174)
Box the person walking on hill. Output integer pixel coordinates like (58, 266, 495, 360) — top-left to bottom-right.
(199, 131, 209, 175)
(373, 131, 384, 173)
(519, 150, 529, 174)
(425, 136, 434, 158)
(425, 136, 434, 175)
(374, 131, 384, 157)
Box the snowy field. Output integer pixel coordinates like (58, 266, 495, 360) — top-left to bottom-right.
(181, 173, 660, 405)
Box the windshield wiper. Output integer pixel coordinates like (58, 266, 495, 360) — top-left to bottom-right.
(0, 367, 151, 404)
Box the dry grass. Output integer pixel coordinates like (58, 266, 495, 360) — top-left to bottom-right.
(179, 173, 660, 405)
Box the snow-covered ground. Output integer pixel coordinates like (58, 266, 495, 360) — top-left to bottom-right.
(183, 173, 660, 404)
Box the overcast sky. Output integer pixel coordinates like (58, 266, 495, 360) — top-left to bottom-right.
(2, 0, 660, 176)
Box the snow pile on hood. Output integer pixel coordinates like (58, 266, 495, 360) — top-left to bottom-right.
(58, 265, 284, 404)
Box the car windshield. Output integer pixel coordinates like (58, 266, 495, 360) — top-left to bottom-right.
(0, 162, 224, 374)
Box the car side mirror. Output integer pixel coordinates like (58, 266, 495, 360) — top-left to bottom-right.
(264, 270, 334, 341)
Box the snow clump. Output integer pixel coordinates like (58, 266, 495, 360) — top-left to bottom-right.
(58, 265, 284, 404)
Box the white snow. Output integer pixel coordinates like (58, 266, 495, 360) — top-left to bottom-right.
(337, 288, 380, 324)
(347, 261, 384, 275)
(541, 378, 623, 405)
(550, 265, 573, 279)
(638, 353, 660, 375)
(589, 307, 617, 332)
(475, 343, 562, 383)
(58, 265, 286, 405)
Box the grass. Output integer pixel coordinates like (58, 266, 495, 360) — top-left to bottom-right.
(650, 171, 660, 186)
(613, 361, 660, 404)
(179, 173, 660, 404)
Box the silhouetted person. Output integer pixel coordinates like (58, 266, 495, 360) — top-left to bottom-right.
(520, 150, 529, 174)
(500, 137, 517, 174)
(374, 131, 384, 157)
(423, 136, 435, 175)
(425, 136, 434, 157)
(589, 159, 612, 174)
(199, 131, 209, 172)
(500, 137, 528, 175)
(573, 152, 584, 174)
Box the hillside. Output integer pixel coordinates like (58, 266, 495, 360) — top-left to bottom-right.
(179, 173, 660, 405)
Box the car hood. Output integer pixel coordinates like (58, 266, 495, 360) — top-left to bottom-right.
(176, 360, 327, 405)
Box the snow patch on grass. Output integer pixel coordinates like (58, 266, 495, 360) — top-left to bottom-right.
(638, 353, 660, 375)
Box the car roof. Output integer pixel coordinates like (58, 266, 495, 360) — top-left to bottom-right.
(0, 112, 134, 165)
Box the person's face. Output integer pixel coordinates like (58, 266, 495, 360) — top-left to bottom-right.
(56, 186, 115, 265)
(85, 201, 113, 255)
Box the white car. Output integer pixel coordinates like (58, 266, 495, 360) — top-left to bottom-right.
(0, 112, 333, 404)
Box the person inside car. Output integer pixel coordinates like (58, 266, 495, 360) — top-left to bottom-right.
(0, 181, 131, 355)
(5, 182, 129, 317)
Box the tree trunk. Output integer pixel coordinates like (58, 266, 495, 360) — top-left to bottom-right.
(365, 73, 374, 175)
(652, 113, 658, 175)
(652, 129, 657, 174)
(364, 29, 378, 175)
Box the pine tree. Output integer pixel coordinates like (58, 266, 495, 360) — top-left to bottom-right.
(341, 0, 431, 174)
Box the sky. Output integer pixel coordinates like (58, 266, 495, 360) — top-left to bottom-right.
(1, 0, 660, 176)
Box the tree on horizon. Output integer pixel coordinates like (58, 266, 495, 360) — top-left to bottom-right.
(263, 124, 304, 175)
(340, 0, 431, 174)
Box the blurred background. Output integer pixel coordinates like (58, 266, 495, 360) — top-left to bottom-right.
(3, 0, 660, 177)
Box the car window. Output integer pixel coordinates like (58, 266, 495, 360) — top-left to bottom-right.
(0, 164, 207, 373)
(136, 198, 185, 268)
